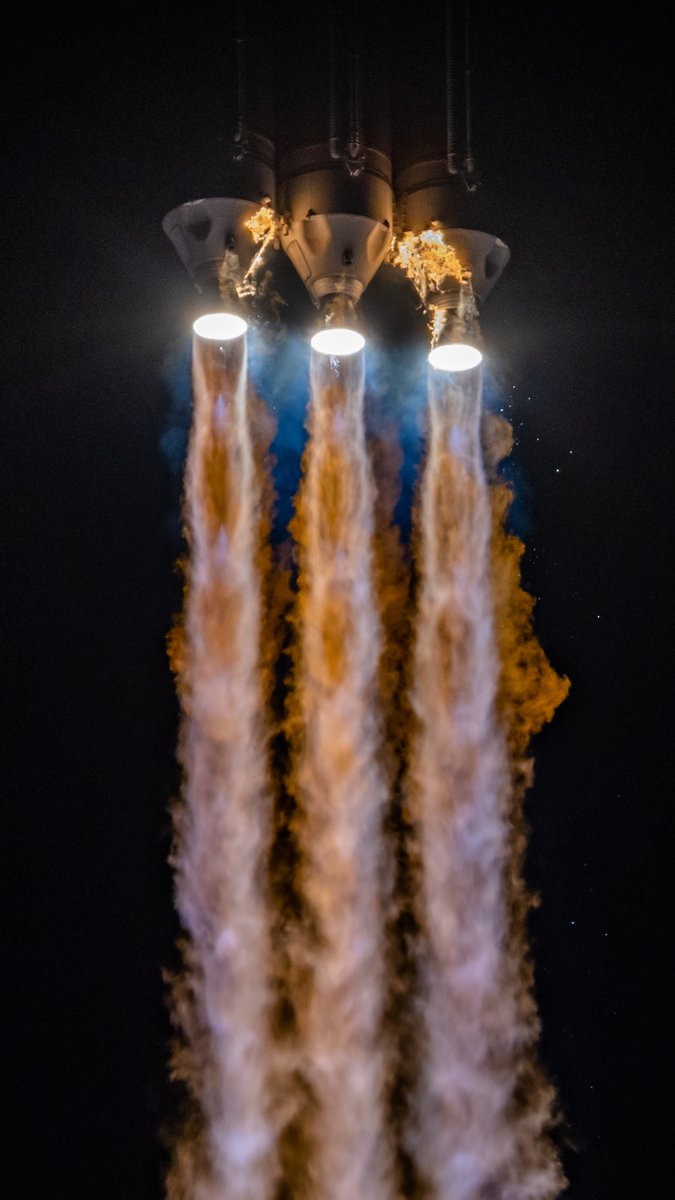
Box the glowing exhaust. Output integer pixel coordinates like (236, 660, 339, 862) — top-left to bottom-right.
(310, 327, 365, 357)
(193, 312, 248, 341)
(310, 294, 365, 357)
(427, 277, 483, 373)
(428, 342, 482, 372)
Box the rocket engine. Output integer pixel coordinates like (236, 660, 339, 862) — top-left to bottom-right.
(278, 141, 393, 353)
(162, 4, 509, 365)
(162, 131, 275, 334)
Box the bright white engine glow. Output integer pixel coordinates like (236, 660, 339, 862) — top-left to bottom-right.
(311, 328, 366, 357)
(193, 312, 248, 341)
(428, 342, 483, 372)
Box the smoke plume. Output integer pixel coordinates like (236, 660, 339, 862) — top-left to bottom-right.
(284, 349, 395, 1200)
(406, 367, 565, 1199)
(163, 327, 570, 1199)
(167, 334, 278, 1200)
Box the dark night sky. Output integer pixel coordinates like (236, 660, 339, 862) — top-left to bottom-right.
(3, 3, 673, 1197)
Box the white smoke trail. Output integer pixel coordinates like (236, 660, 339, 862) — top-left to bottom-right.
(290, 349, 394, 1200)
(408, 366, 563, 1199)
(168, 333, 277, 1200)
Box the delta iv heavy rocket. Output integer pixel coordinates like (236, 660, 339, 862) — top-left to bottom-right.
(162, 2, 509, 366)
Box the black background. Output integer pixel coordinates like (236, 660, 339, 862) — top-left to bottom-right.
(3, 3, 673, 1197)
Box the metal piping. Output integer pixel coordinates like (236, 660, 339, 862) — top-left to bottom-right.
(463, 0, 478, 188)
(346, 52, 365, 176)
(233, 34, 248, 161)
(446, 0, 459, 175)
(329, 4, 341, 160)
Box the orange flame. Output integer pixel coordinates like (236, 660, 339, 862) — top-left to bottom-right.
(490, 481, 570, 760)
(392, 228, 470, 302)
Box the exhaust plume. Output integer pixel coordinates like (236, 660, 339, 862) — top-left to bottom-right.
(162, 334, 569, 1198)
(285, 349, 395, 1200)
(167, 333, 277, 1200)
(406, 367, 565, 1199)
